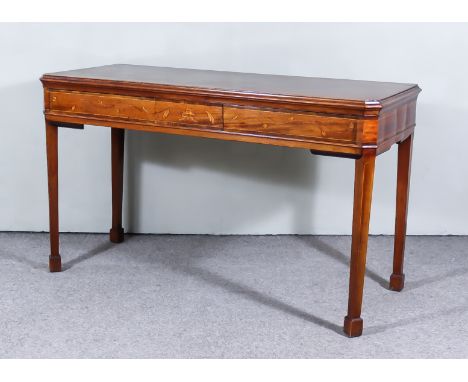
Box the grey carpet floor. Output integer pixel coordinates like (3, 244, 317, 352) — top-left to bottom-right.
(0, 233, 467, 358)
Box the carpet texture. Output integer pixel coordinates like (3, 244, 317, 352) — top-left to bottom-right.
(0, 233, 467, 358)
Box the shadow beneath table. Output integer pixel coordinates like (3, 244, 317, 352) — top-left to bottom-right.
(124, 130, 321, 234)
(61, 241, 114, 271)
(61, 234, 138, 270)
(297, 236, 389, 289)
(8, 232, 468, 338)
(2, 250, 46, 271)
(170, 261, 343, 335)
(404, 267, 468, 291)
(120, 235, 346, 336)
(364, 304, 468, 336)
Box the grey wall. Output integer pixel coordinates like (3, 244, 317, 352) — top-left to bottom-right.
(0, 23, 467, 234)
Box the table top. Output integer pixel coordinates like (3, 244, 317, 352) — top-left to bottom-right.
(42, 64, 421, 156)
(42, 64, 418, 104)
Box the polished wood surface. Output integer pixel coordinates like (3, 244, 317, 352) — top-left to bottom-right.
(153, 100, 222, 129)
(110, 128, 125, 244)
(344, 149, 376, 337)
(223, 107, 359, 142)
(45, 121, 61, 272)
(50, 90, 156, 121)
(41, 65, 421, 337)
(43, 64, 416, 102)
(42, 64, 420, 158)
(390, 133, 414, 291)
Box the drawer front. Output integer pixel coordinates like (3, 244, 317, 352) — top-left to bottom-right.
(50, 91, 155, 121)
(49, 91, 223, 129)
(224, 107, 358, 142)
(154, 100, 222, 128)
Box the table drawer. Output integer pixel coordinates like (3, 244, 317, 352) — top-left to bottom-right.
(154, 100, 222, 128)
(49, 91, 223, 129)
(224, 107, 358, 142)
(50, 91, 155, 121)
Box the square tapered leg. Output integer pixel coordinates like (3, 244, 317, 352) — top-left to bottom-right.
(46, 121, 61, 272)
(390, 134, 413, 292)
(343, 150, 376, 337)
(109, 128, 125, 244)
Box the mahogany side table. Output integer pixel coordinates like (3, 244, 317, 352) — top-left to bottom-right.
(41, 64, 421, 337)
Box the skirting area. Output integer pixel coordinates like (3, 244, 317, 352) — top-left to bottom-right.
(1, 233, 467, 358)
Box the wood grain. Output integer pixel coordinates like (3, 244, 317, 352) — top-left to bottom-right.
(50, 91, 155, 121)
(49, 91, 223, 130)
(45, 120, 61, 272)
(224, 107, 359, 142)
(45, 112, 363, 156)
(344, 149, 376, 337)
(390, 133, 413, 291)
(154, 100, 222, 128)
(42, 64, 417, 105)
(42, 65, 421, 118)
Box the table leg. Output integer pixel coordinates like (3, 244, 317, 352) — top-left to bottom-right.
(343, 149, 376, 337)
(390, 133, 413, 291)
(46, 121, 61, 272)
(109, 128, 125, 243)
